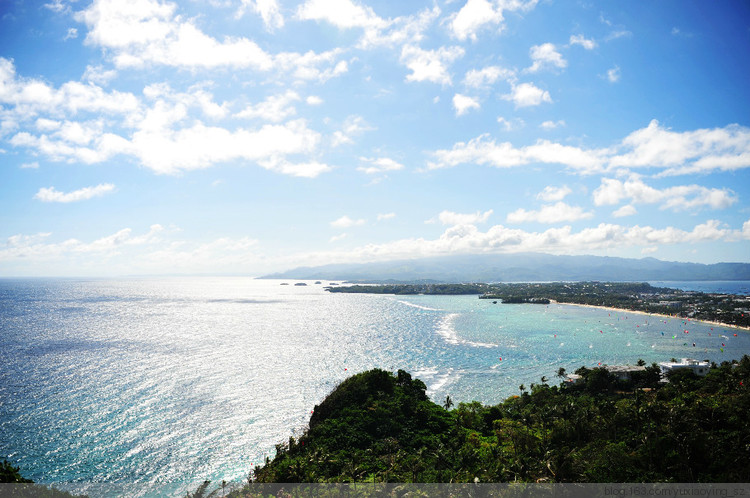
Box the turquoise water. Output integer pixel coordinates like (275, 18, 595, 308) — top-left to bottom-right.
(1, 277, 749, 495)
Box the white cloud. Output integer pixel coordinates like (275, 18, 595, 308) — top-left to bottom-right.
(503, 82, 552, 107)
(329, 233, 347, 243)
(463, 65, 515, 88)
(297, 0, 387, 30)
(290, 219, 747, 265)
(330, 215, 366, 228)
(607, 65, 621, 82)
(606, 30, 632, 41)
(613, 204, 637, 217)
(0, 57, 140, 117)
(569, 34, 596, 49)
(306, 96, 323, 105)
(1, 58, 333, 178)
(433, 209, 493, 226)
(64, 28, 78, 40)
(527, 43, 566, 72)
(21, 161, 39, 169)
(540, 120, 565, 130)
(44, 0, 67, 13)
(76, 0, 345, 80)
(357, 157, 404, 175)
(34, 183, 116, 203)
(377, 213, 396, 221)
(429, 134, 605, 172)
(452, 93, 480, 116)
(592, 177, 737, 211)
(297, 0, 439, 49)
(429, 121, 750, 176)
(449, 0, 537, 42)
(0, 225, 164, 263)
(536, 185, 571, 202)
(613, 120, 750, 175)
(506, 202, 593, 224)
(332, 115, 374, 147)
(235, 90, 300, 122)
(82, 65, 118, 85)
(236, 0, 284, 30)
(258, 158, 332, 178)
(400, 44, 464, 85)
(496, 116, 523, 131)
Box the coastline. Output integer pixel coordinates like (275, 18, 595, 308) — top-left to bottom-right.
(552, 300, 750, 332)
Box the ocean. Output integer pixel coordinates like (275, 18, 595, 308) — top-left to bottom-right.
(1, 277, 749, 495)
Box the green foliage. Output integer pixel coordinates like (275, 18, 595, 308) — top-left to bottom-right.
(1, 460, 33, 483)
(1, 460, 87, 497)
(250, 359, 750, 484)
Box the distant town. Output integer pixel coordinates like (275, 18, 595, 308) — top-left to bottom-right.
(325, 281, 750, 329)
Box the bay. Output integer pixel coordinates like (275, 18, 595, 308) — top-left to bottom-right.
(1, 277, 749, 496)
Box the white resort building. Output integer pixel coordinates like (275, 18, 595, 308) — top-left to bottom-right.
(658, 358, 711, 379)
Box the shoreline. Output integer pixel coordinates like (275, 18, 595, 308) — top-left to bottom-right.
(551, 300, 750, 332)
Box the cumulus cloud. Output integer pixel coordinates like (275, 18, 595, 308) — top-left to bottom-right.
(463, 65, 515, 88)
(1, 57, 333, 178)
(329, 233, 347, 243)
(75, 0, 345, 80)
(428, 121, 750, 176)
(34, 183, 116, 203)
(0, 225, 164, 263)
(506, 202, 593, 224)
(0, 57, 139, 117)
(287, 219, 747, 265)
(569, 34, 596, 49)
(235, 91, 300, 122)
(540, 120, 565, 130)
(452, 93, 480, 116)
(236, 0, 284, 30)
(297, 0, 386, 30)
(503, 82, 552, 107)
(592, 177, 737, 211)
(428, 134, 605, 171)
(330, 215, 366, 228)
(613, 204, 637, 217)
(527, 43, 566, 72)
(297, 0, 439, 49)
(432, 209, 493, 226)
(332, 116, 375, 147)
(607, 65, 621, 82)
(537, 185, 571, 202)
(357, 157, 404, 175)
(400, 44, 464, 85)
(448, 0, 537, 42)
(377, 212, 396, 221)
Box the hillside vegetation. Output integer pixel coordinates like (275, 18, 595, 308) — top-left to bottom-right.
(246, 358, 750, 485)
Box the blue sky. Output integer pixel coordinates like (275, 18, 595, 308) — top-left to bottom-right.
(1, 0, 749, 276)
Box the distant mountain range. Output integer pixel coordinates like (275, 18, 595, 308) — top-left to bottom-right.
(260, 253, 750, 283)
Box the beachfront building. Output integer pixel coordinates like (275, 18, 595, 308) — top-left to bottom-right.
(658, 358, 710, 379)
(602, 364, 647, 382)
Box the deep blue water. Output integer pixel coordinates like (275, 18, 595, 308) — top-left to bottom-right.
(648, 280, 750, 295)
(1, 278, 749, 496)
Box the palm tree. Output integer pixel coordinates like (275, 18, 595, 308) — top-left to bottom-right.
(443, 395, 454, 410)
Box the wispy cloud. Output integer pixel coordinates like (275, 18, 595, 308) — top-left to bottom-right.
(330, 215, 366, 228)
(34, 183, 115, 203)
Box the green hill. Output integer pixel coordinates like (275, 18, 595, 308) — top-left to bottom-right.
(247, 359, 750, 485)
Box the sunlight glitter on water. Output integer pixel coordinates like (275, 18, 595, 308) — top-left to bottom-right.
(1, 277, 749, 495)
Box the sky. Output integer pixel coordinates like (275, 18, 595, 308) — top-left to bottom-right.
(1, 0, 749, 277)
